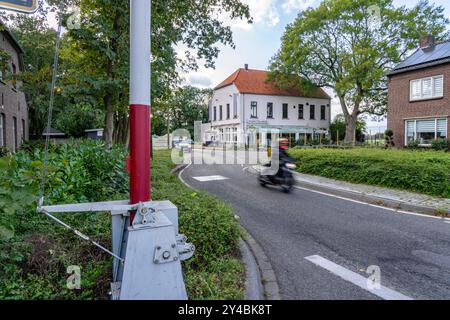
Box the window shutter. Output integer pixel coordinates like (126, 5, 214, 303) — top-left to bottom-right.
(416, 119, 435, 132)
(406, 121, 415, 136)
(433, 76, 443, 97)
(410, 80, 421, 99)
(422, 78, 432, 97)
(437, 119, 447, 134)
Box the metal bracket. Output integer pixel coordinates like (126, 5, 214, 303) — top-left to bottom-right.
(176, 234, 195, 261)
(153, 242, 179, 264)
(132, 202, 157, 227)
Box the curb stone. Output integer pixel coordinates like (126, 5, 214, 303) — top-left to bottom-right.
(177, 163, 281, 300)
(241, 231, 281, 300)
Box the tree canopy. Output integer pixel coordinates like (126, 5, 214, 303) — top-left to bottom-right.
(269, 0, 449, 143)
(6, 0, 252, 146)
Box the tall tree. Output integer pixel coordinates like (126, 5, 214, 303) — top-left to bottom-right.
(60, 0, 251, 148)
(168, 86, 212, 137)
(269, 0, 449, 144)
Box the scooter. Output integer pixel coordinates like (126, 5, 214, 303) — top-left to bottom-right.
(258, 162, 296, 193)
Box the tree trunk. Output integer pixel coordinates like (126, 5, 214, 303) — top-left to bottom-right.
(104, 95, 114, 149)
(167, 116, 170, 149)
(344, 114, 357, 145)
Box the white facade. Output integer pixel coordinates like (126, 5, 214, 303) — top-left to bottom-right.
(204, 84, 331, 146)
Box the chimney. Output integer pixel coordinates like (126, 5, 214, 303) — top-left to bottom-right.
(244, 64, 248, 70)
(420, 35, 436, 50)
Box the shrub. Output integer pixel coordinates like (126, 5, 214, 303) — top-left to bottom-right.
(407, 139, 421, 149)
(289, 148, 450, 198)
(384, 130, 395, 148)
(431, 139, 449, 152)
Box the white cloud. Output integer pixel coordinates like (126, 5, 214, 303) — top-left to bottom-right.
(187, 74, 213, 88)
(282, 0, 317, 14)
(226, 0, 280, 31)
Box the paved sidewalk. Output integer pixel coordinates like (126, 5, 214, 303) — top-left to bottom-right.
(252, 165, 449, 215)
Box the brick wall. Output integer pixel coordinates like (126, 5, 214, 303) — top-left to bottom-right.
(0, 31, 28, 152)
(387, 63, 450, 147)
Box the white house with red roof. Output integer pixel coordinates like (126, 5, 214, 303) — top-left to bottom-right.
(203, 65, 332, 146)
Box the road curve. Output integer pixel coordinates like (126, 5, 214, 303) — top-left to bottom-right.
(181, 162, 450, 300)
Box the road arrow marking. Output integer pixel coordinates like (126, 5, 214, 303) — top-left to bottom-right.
(305, 255, 413, 300)
(192, 175, 229, 182)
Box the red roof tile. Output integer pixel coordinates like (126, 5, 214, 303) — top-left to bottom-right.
(214, 68, 330, 99)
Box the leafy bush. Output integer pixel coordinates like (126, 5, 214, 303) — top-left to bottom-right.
(431, 139, 449, 152)
(384, 130, 395, 148)
(0, 139, 128, 300)
(0, 141, 244, 300)
(289, 148, 450, 198)
(407, 139, 421, 149)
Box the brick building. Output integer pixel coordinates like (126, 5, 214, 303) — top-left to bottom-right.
(387, 36, 449, 147)
(0, 26, 28, 152)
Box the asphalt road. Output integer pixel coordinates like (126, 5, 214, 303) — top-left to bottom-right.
(181, 161, 450, 300)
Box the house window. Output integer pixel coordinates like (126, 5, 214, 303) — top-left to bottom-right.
(250, 101, 257, 118)
(282, 103, 288, 119)
(321, 105, 326, 120)
(233, 127, 238, 142)
(233, 94, 238, 119)
(226, 104, 230, 119)
(219, 105, 223, 120)
(213, 106, 217, 121)
(410, 75, 444, 101)
(22, 119, 26, 143)
(298, 104, 304, 119)
(267, 103, 273, 118)
(310, 105, 315, 120)
(12, 63, 17, 89)
(405, 118, 447, 146)
(0, 113, 5, 147)
(12, 116, 17, 152)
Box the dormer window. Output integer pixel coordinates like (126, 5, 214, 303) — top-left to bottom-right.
(410, 75, 443, 101)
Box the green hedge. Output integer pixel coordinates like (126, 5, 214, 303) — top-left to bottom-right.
(0, 141, 244, 300)
(289, 148, 450, 198)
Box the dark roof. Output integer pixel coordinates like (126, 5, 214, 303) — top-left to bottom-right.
(215, 68, 331, 99)
(389, 41, 450, 76)
(42, 127, 65, 136)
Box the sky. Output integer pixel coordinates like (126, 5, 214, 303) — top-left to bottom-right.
(180, 0, 450, 131)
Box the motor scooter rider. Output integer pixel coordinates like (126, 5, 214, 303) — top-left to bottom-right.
(275, 138, 294, 180)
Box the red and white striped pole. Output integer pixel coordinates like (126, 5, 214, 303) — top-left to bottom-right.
(129, 0, 151, 217)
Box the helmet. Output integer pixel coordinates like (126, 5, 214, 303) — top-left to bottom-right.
(278, 138, 289, 150)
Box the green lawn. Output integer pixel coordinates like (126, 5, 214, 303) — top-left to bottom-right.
(289, 147, 450, 198)
(0, 142, 244, 300)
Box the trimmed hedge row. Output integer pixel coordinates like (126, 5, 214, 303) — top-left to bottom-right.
(289, 148, 450, 198)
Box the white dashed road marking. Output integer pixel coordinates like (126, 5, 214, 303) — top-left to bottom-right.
(192, 175, 229, 182)
(305, 255, 413, 300)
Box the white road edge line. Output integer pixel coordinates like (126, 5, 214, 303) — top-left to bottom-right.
(294, 186, 450, 222)
(305, 255, 413, 300)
